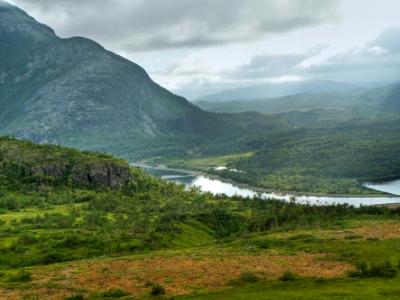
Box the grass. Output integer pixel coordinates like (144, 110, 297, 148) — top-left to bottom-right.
(0, 204, 81, 224)
(2, 218, 400, 299)
(164, 152, 254, 171)
(171, 220, 215, 248)
(176, 277, 400, 300)
(1, 137, 400, 299)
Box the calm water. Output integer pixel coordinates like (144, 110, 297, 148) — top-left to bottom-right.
(364, 179, 400, 196)
(141, 165, 400, 207)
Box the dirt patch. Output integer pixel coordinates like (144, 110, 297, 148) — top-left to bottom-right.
(313, 221, 400, 240)
(5, 252, 351, 299)
(351, 221, 400, 240)
(278, 221, 400, 241)
(0, 288, 71, 300)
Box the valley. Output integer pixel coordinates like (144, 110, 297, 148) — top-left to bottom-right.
(158, 109, 400, 195)
(1, 1, 399, 197)
(0, 137, 400, 300)
(143, 164, 400, 205)
(0, 1, 400, 299)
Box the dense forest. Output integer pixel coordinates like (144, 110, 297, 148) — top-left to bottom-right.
(165, 109, 400, 194)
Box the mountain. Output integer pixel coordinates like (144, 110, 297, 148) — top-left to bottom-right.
(197, 84, 400, 114)
(0, 1, 254, 159)
(196, 80, 364, 103)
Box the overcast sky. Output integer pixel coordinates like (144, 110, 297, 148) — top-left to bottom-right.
(8, 0, 400, 99)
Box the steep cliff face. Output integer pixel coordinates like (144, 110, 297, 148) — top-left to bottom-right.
(0, 137, 132, 188)
(29, 160, 131, 188)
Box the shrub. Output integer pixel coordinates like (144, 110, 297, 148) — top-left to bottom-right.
(349, 261, 397, 278)
(41, 251, 68, 265)
(64, 295, 85, 300)
(9, 271, 32, 282)
(18, 233, 37, 246)
(150, 284, 166, 296)
(370, 261, 397, 278)
(314, 277, 326, 284)
(279, 271, 296, 281)
(102, 289, 129, 298)
(239, 271, 259, 283)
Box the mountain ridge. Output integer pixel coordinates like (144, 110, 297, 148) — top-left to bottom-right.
(195, 80, 365, 102)
(197, 83, 400, 114)
(0, 1, 244, 159)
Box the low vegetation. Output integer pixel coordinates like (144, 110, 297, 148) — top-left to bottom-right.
(1, 137, 400, 299)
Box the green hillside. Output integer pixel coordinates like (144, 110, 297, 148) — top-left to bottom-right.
(168, 110, 400, 194)
(1, 137, 400, 299)
(1, 0, 399, 197)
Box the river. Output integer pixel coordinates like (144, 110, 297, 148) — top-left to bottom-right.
(138, 165, 400, 207)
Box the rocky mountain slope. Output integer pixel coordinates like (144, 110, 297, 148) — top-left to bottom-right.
(0, 1, 248, 159)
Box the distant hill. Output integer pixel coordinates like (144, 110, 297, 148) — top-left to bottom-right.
(196, 80, 364, 103)
(197, 84, 400, 114)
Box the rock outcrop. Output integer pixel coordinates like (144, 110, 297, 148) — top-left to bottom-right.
(0, 137, 131, 189)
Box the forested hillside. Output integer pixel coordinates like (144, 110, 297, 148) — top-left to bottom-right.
(1, 137, 400, 299)
(1, 0, 399, 197)
(168, 110, 400, 194)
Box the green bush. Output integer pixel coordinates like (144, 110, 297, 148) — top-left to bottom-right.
(150, 284, 166, 296)
(279, 271, 296, 281)
(8, 271, 32, 282)
(64, 295, 85, 300)
(41, 250, 69, 265)
(349, 261, 397, 278)
(101, 289, 129, 298)
(239, 271, 259, 283)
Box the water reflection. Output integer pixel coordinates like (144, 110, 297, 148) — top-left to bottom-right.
(142, 166, 400, 207)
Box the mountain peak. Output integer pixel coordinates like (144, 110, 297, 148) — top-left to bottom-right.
(0, 0, 55, 39)
(0, 0, 11, 6)
(0, 1, 229, 159)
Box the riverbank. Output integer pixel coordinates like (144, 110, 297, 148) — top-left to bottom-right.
(133, 162, 400, 199)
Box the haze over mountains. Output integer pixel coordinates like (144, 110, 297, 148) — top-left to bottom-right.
(197, 83, 400, 114)
(196, 80, 364, 102)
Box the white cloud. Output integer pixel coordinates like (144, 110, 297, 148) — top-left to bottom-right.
(366, 46, 387, 55)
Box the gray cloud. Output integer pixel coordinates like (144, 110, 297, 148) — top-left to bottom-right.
(223, 28, 400, 83)
(227, 46, 327, 79)
(371, 27, 400, 52)
(307, 28, 400, 82)
(9, 0, 340, 51)
(173, 28, 400, 98)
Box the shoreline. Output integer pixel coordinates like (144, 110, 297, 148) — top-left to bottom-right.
(132, 162, 400, 199)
